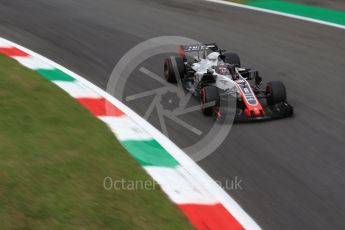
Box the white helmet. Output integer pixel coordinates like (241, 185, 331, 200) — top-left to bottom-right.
(206, 52, 220, 67)
(207, 52, 220, 61)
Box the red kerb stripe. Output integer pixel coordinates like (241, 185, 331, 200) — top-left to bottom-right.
(178, 203, 244, 230)
(77, 98, 124, 117)
(0, 47, 29, 57)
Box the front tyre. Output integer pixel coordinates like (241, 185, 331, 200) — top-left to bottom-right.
(164, 56, 185, 83)
(223, 52, 241, 67)
(266, 81, 287, 105)
(200, 86, 220, 116)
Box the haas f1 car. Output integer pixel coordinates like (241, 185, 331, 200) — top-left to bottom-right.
(164, 43, 293, 122)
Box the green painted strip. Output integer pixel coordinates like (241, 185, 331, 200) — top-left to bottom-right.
(244, 0, 345, 26)
(36, 69, 75, 82)
(121, 140, 179, 167)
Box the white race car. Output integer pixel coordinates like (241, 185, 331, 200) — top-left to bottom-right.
(164, 43, 293, 121)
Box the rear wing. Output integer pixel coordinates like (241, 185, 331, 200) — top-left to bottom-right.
(179, 43, 220, 60)
(181, 43, 219, 52)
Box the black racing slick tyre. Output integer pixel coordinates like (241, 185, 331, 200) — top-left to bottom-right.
(223, 52, 241, 67)
(200, 86, 220, 116)
(164, 56, 185, 83)
(266, 81, 287, 105)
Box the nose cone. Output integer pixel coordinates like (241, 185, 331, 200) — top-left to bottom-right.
(244, 107, 265, 117)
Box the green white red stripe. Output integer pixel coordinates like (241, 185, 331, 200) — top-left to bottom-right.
(0, 37, 261, 230)
(206, 0, 345, 30)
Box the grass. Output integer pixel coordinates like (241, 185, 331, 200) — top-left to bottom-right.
(0, 54, 194, 230)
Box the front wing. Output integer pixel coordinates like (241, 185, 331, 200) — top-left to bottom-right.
(234, 101, 294, 122)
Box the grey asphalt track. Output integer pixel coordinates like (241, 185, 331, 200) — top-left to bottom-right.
(1, 0, 345, 229)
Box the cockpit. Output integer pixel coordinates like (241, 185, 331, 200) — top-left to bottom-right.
(214, 64, 238, 80)
(215, 65, 231, 76)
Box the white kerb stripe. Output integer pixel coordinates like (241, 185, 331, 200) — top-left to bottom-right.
(53, 81, 102, 98)
(144, 166, 218, 204)
(99, 116, 153, 141)
(0, 40, 12, 48)
(12, 56, 54, 70)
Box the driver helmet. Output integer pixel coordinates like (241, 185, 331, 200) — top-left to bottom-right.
(206, 52, 220, 67)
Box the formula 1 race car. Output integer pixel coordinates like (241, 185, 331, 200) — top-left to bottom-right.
(164, 43, 293, 122)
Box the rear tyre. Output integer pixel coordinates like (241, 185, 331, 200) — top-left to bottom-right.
(200, 86, 220, 116)
(164, 56, 185, 83)
(223, 52, 241, 67)
(266, 81, 287, 105)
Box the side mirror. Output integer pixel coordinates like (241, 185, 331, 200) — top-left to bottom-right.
(251, 70, 259, 79)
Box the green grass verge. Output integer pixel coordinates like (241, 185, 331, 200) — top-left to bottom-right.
(0, 54, 194, 230)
